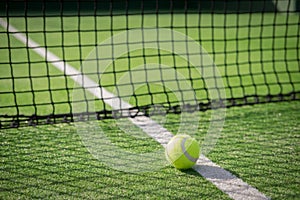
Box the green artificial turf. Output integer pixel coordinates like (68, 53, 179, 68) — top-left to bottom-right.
(1, 101, 299, 199)
(0, 11, 299, 200)
(210, 101, 300, 199)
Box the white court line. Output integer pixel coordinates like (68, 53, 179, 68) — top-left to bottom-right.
(0, 18, 269, 200)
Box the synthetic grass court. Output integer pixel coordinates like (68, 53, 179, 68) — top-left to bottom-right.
(1, 101, 299, 199)
(0, 9, 299, 200)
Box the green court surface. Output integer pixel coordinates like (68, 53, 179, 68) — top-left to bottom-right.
(0, 12, 300, 200)
(1, 101, 299, 199)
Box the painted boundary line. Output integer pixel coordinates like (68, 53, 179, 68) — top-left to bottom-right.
(0, 18, 269, 200)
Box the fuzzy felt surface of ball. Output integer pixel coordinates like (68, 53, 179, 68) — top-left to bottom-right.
(165, 134, 200, 169)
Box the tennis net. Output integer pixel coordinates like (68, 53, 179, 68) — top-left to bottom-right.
(0, 0, 299, 128)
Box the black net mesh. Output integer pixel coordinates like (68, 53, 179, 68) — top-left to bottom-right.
(0, 0, 299, 128)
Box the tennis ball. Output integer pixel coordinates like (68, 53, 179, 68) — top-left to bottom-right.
(165, 134, 200, 170)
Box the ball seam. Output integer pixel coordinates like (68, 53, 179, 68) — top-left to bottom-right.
(181, 137, 198, 163)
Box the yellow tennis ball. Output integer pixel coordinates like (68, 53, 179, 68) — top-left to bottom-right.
(165, 134, 200, 170)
